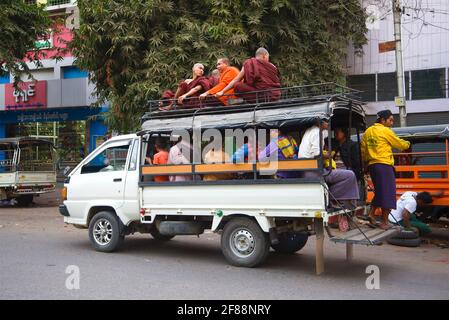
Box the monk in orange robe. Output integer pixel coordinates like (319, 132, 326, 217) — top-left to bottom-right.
(199, 58, 240, 106)
(216, 48, 281, 103)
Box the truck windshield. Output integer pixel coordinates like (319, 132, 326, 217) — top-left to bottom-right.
(18, 141, 54, 171)
(0, 143, 15, 173)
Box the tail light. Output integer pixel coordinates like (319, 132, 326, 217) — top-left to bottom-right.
(61, 187, 67, 201)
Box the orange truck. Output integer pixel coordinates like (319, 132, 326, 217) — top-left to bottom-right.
(367, 124, 449, 221)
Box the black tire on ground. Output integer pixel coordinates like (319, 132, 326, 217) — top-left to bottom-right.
(16, 195, 33, 207)
(221, 217, 270, 268)
(271, 232, 309, 254)
(387, 237, 421, 247)
(149, 227, 175, 241)
(393, 229, 419, 240)
(88, 211, 124, 252)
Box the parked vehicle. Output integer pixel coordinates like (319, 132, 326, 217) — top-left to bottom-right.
(0, 137, 57, 206)
(60, 83, 399, 274)
(366, 124, 449, 221)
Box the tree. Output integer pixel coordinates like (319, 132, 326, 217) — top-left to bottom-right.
(0, 0, 55, 85)
(71, 0, 368, 133)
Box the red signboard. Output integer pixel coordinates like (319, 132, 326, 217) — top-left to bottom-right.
(379, 41, 396, 53)
(4, 81, 47, 110)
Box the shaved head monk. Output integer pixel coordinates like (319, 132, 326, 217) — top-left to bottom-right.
(207, 69, 220, 88)
(216, 48, 281, 103)
(160, 63, 211, 110)
(199, 58, 240, 106)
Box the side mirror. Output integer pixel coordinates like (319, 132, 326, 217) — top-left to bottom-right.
(63, 166, 71, 176)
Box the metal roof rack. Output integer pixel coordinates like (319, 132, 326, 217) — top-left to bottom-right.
(142, 82, 363, 122)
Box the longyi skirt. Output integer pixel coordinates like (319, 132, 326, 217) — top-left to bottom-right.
(369, 163, 396, 210)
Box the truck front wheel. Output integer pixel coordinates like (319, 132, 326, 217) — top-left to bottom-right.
(88, 211, 124, 252)
(221, 217, 270, 268)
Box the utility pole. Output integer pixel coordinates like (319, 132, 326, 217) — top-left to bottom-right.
(392, 0, 407, 127)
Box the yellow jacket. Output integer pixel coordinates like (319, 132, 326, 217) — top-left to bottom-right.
(361, 123, 410, 166)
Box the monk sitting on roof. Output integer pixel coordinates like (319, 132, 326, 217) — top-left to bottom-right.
(207, 69, 220, 88)
(216, 48, 281, 104)
(199, 58, 240, 107)
(160, 63, 211, 111)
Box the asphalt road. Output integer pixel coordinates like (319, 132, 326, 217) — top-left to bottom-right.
(0, 192, 448, 300)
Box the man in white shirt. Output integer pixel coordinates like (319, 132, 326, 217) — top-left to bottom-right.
(298, 119, 359, 207)
(389, 191, 433, 234)
(168, 138, 193, 182)
(298, 120, 327, 159)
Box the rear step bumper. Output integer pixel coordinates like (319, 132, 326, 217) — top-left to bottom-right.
(329, 226, 401, 245)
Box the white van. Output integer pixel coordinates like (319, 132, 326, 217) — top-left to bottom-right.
(60, 84, 399, 274)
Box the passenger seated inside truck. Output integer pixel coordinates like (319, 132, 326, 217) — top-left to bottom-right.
(202, 139, 234, 181)
(258, 129, 300, 179)
(151, 138, 170, 182)
(298, 119, 360, 209)
(168, 135, 195, 182)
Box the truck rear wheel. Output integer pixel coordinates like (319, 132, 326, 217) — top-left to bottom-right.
(88, 211, 124, 252)
(271, 231, 308, 254)
(221, 217, 270, 268)
(16, 195, 33, 207)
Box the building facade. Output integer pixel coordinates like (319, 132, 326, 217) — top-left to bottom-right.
(346, 0, 449, 125)
(0, 0, 108, 169)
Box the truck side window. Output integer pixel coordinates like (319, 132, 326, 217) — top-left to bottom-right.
(81, 144, 130, 174)
(128, 140, 139, 171)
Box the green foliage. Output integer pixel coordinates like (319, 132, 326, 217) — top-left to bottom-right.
(72, 0, 368, 133)
(0, 0, 56, 86)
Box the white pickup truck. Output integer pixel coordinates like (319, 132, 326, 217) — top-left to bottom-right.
(61, 85, 399, 274)
(0, 137, 56, 206)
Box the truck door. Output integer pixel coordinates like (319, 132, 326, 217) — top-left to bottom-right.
(121, 138, 140, 220)
(67, 140, 131, 212)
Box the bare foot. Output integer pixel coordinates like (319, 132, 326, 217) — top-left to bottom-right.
(378, 223, 391, 230)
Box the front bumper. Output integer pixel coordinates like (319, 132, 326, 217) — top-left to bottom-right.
(59, 204, 70, 217)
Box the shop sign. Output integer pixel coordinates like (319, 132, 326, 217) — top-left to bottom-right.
(379, 41, 396, 53)
(4, 81, 47, 110)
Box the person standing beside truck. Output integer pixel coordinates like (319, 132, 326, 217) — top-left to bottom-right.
(361, 109, 411, 230)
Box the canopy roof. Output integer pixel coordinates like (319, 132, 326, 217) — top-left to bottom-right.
(0, 137, 54, 146)
(392, 124, 449, 139)
(140, 98, 365, 134)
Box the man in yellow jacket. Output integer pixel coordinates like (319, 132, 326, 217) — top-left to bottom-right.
(361, 109, 411, 230)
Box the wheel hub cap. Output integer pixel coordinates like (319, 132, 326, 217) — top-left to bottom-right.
(93, 219, 113, 245)
(231, 229, 255, 257)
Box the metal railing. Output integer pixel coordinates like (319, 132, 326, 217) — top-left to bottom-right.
(146, 82, 362, 116)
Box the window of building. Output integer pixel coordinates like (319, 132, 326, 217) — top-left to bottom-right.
(347, 74, 376, 102)
(0, 73, 10, 84)
(62, 66, 88, 79)
(377, 72, 410, 101)
(411, 68, 445, 100)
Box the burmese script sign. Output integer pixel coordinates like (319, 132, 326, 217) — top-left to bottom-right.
(4, 81, 47, 110)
